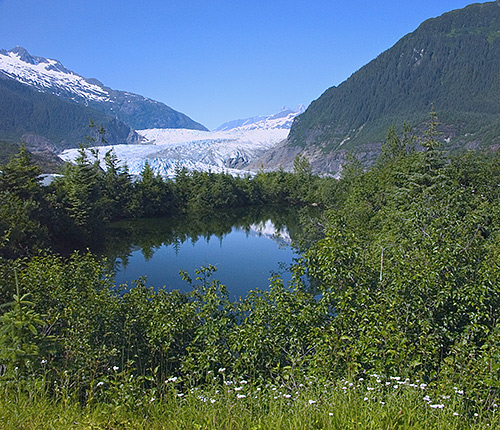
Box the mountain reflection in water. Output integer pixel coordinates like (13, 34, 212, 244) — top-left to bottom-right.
(103, 206, 311, 299)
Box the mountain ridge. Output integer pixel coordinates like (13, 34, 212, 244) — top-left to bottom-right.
(267, 1, 500, 174)
(0, 46, 207, 132)
(215, 105, 305, 132)
(0, 72, 142, 152)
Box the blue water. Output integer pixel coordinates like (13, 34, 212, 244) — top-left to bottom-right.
(113, 224, 298, 300)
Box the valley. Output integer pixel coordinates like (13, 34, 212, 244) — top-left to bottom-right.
(3, 3, 500, 428)
(59, 106, 304, 177)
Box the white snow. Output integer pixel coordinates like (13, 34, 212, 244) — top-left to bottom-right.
(0, 49, 110, 101)
(59, 107, 304, 178)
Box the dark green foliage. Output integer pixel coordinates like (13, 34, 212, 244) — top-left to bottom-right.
(52, 148, 107, 243)
(288, 1, 500, 165)
(304, 120, 500, 407)
(0, 141, 21, 166)
(0, 271, 52, 377)
(5, 119, 500, 413)
(131, 161, 179, 218)
(0, 76, 136, 149)
(0, 145, 49, 258)
(0, 140, 323, 254)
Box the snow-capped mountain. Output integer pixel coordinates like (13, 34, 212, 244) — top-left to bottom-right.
(0, 46, 207, 131)
(215, 105, 305, 132)
(0, 46, 109, 102)
(59, 106, 304, 178)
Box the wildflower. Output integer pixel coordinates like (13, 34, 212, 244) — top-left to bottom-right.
(342, 387, 347, 391)
(455, 389, 464, 395)
(329, 412, 334, 416)
(390, 376, 401, 381)
(96, 381, 104, 387)
(150, 397, 155, 402)
(41, 359, 47, 365)
(364, 397, 369, 401)
(240, 380, 248, 384)
(359, 377, 364, 382)
(380, 401, 385, 405)
(283, 394, 291, 399)
(112, 366, 119, 371)
(235, 386, 243, 391)
(393, 385, 399, 389)
(237, 394, 246, 399)
(308, 400, 317, 405)
(224, 381, 233, 385)
(367, 387, 375, 391)
(167, 376, 178, 383)
(423, 395, 431, 402)
(218, 367, 226, 373)
(177, 393, 184, 397)
(420, 383, 427, 390)
(429, 404, 445, 409)
(453, 412, 459, 416)
(210, 399, 216, 404)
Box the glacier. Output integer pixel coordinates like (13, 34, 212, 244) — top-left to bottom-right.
(59, 106, 305, 178)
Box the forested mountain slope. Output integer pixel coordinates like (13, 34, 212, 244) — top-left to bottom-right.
(279, 1, 500, 174)
(0, 74, 140, 151)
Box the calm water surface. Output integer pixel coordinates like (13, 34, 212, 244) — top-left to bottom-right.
(104, 207, 307, 299)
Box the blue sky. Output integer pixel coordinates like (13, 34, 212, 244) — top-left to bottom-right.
(0, 0, 487, 130)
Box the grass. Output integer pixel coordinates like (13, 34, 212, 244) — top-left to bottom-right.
(1, 374, 498, 429)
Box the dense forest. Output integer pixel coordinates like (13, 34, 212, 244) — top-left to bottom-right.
(2, 115, 500, 427)
(0, 76, 138, 150)
(288, 1, 500, 169)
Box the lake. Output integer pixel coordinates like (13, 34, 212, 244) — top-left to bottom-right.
(104, 206, 310, 299)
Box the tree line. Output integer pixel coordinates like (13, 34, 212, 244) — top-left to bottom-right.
(2, 115, 500, 413)
(0, 139, 323, 259)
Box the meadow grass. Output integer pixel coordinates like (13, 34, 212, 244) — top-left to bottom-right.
(1, 374, 498, 429)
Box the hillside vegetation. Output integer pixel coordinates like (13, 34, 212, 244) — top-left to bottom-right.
(286, 1, 500, 173)
(0, 76, 139, 150)
(1, 118, 500, 427)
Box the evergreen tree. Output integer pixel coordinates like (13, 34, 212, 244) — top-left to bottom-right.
(0, 144, 49, 258)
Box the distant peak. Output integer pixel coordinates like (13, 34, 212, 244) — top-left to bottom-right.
(10, 46, 28, 55)
(277, 105, 306, 114)
(8, 46, 37, 64)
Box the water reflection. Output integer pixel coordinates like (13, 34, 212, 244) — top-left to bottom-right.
(103, 206, 312, 298)
(248, 220, 292, 247)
